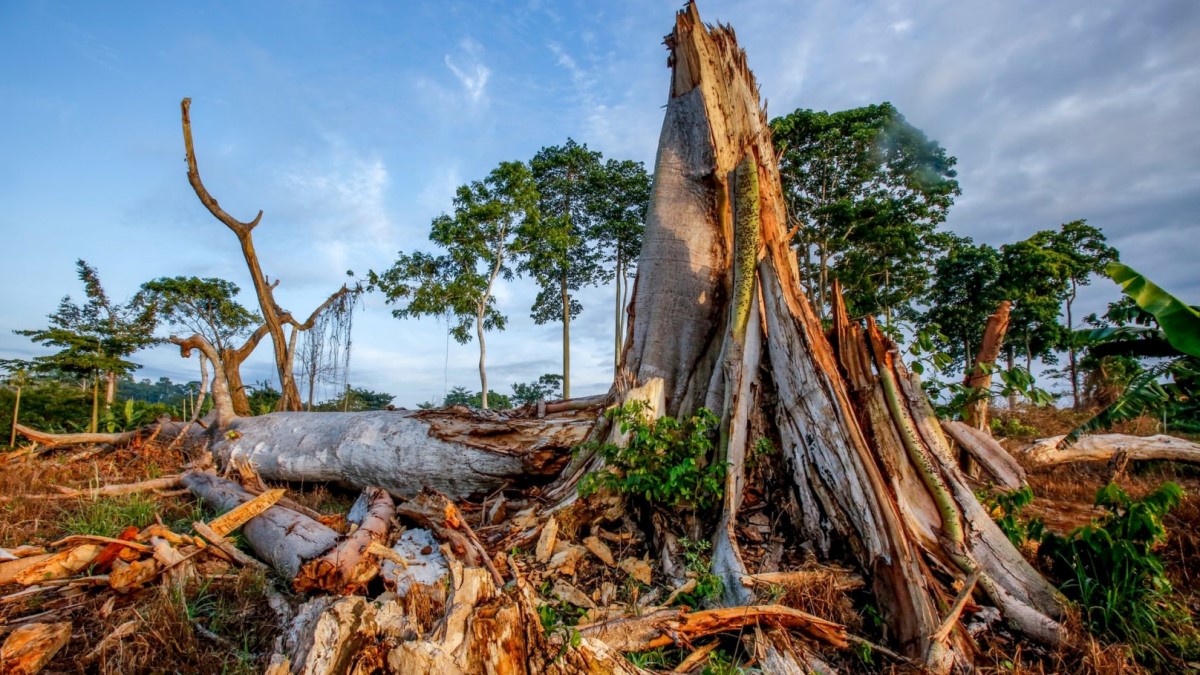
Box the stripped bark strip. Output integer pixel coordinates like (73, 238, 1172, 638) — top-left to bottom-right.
(580, 604, 848, 653)
(942, 420, 1026, 490)
(192, 520, 269, 571)
(205, 488, 285, 537)
(13, 423, 143, 448)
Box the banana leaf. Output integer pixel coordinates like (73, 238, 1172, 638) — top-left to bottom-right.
(1107, 262, 1200, 358)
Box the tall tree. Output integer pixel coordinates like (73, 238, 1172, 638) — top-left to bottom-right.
(997, 238, 1070, 374)
(16, 260, 157, 431)
(371, 161, 537, 409)
(1033, 220, 1119, 407)
(588, 158, 652, 371)
(524, 139, 607, 398)
(920, 238, 1005, 370)
(138, 276, 265, 416)
(770, 103, 960, 322)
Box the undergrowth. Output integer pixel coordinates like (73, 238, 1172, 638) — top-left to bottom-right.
(58, 493, 158, 538)
(986, 481, 1199, 668)
(578, 400, 724, 511)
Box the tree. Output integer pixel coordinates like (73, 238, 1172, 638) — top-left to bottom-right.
(510, 373, 564, 405)
(371, 161, 538, 409)
(524, 139, 607, 398)
(770, 103, 960, 322)
(997, 237, 1071, 374)
(181, 99, 362, 412)
(588, 159, 652, 370)
(1032, 220, 1119, 407)
(15, 260, 157, 432)
(920, 238, 1005, 370)
(138, 276, 266, 416)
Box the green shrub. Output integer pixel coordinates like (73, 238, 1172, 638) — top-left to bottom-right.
(578, 401, 724, 511)
(1039, 481, 1197, 665)
(979, 485, 1044, 547)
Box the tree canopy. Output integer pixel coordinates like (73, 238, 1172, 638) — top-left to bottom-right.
(371, 160, 538, 409)
(771, 102, 960, 322)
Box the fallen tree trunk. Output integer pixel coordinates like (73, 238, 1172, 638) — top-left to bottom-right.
(182, 472, 339, 580)
(942, 420, 1027, 490)
(13, 423, 142, 448)
(214, 408, 593, 499)
(1022, 433, 1200, 466)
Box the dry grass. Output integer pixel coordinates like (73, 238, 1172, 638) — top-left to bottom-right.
(0, 438, 292, 674)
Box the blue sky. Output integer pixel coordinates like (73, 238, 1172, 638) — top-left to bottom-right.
(2, 1, 1197, 407)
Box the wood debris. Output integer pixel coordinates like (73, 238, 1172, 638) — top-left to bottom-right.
(0, 621, 72, 675)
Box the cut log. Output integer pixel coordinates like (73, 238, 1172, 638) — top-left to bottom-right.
(942, 420, 1027, 490)
(214, 408, 592, 499)
(1022, 433, 1200, 466)
(182, 472, 338, 579)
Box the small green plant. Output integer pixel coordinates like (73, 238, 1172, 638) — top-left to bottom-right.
(852, 639, 875, 666)
(578, 401, 724, 511)
(624, 647, 680, 669)
(675, 537, 724, 606)
(979, 485, 1044, 547)
(746, 437, 776, 467)
(1040, 481, 1197, 666)
(702, 648, 746, 675)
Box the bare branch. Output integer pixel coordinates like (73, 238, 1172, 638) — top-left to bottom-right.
(180, 98, 262, 237)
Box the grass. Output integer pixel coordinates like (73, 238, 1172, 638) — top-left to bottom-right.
(57, 493, 159, 538)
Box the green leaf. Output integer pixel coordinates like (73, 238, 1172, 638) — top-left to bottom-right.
(1106, 262, 1200, 357)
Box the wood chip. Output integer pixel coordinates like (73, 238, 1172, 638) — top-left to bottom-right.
(0, 554, 54, 585)
(205, 488, 285, 537)
(535, 517, 559, 564)
(14, 545, 103, 585)
(619, 557, 653, 585)
(547, 545, 587, 577)
(0, 621, 72, 675)
(583, 536, 616, 566)
(553, 579, 597, 609)
(109, 558, 159, 593)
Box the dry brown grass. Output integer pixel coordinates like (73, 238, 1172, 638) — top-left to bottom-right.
(0, 438, 290, 674)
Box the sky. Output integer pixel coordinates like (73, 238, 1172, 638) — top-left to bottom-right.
(1, 0, 1197, 407)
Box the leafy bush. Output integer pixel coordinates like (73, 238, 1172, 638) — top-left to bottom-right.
(1039, 482, 1197, 665)
(578, 401, 724, 511)
(979, 485, 1044, 547)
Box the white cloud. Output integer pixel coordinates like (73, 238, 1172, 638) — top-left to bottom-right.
(444, 38, 491, 105)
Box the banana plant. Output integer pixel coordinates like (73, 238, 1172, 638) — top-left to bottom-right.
(1064, 264, 1199, 444)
